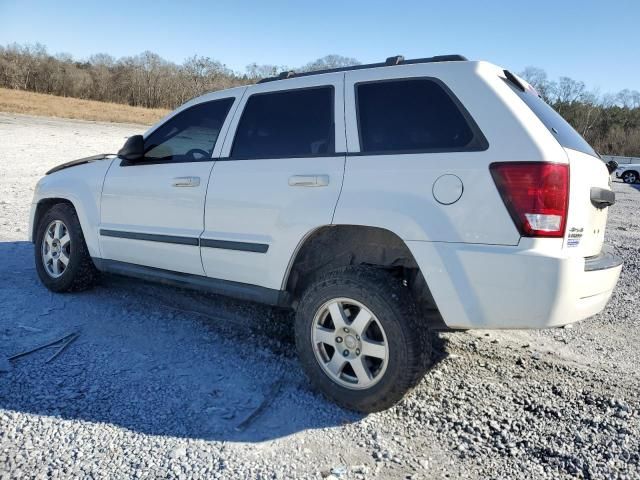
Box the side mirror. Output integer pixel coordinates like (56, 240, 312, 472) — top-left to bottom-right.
(606, 160, 618, 174)
(118, 135, 145, 161)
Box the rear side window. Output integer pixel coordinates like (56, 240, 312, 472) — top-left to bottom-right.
(356, 79, 486, 154)
(232, 87, 334, 158)
(144, 98, 234, 162)
(513, 86, 598, 158)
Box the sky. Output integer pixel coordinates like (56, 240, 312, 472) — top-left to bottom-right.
(1, 0, 638, 93)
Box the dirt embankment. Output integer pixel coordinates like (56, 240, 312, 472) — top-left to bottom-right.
(0, 88, 167, 125)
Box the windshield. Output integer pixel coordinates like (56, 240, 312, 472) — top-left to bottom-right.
(511, 81, 598, 158)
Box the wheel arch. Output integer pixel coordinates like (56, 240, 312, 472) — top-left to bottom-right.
(31, 196, 101, 259)
(283, 224, 443, 326)
(31, 197, 76, 243)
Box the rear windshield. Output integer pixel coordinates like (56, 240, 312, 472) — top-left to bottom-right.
(513, 85, 598, 158)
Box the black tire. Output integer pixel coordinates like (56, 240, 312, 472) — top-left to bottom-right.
(622, 171, 638, 184)
(34, 203, 99, 292)
(294, 266, 432, 412)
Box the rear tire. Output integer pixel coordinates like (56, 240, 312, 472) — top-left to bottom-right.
(34, 203, 99, 292)
(294, 266, 432, 412)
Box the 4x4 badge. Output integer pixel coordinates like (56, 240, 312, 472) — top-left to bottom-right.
(567, 227, 583, 247)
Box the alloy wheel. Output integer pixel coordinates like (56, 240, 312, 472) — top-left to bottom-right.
(41, 220, 71, 278)
(311, 297, 389, 390)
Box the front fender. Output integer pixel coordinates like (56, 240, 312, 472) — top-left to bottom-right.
(30, 159, 115, 258)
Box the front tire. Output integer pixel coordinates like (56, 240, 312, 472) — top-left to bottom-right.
(294, 266, 432, 412)
(34, 203, 99, 292)
(622, 171, 638, 184)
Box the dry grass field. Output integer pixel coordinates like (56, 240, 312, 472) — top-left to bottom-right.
(0, 88, 168, 125)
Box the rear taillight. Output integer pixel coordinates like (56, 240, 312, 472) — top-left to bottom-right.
(490, 162, 569, 238)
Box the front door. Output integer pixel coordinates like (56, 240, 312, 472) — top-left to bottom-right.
(100, 94, 241, 275)
(201, 75, 346, 290)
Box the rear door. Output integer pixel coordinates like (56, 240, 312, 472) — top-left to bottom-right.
(335, 68, 512, 245)
(100, 94, 240, 274)
(201, 74, 346, 290)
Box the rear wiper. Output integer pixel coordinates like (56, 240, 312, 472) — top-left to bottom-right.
(504, 70, 525, 92)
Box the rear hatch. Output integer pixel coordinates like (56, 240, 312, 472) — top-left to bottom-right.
(564, 148, 610, 257)
(508, 73, 612, 257)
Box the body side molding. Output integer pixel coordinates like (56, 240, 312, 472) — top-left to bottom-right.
(100, 229, 199, 246)
(200, 238, 269, 253)
(99, 229, 269, 252)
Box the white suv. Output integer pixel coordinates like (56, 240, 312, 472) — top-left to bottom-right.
(615, 163, 640, 184)
(29, 55, 623, 411)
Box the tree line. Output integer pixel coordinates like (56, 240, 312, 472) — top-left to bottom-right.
(0, 43, 359, 110)
(520, 67, 640, 157)
(0, 43, 638, 156)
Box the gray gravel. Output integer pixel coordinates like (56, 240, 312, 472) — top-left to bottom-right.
(1, 113, 639, 479)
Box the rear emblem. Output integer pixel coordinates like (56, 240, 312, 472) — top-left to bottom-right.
(567, 227, 583, 247)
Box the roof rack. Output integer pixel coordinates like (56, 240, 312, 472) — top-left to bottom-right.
(257, 54, 468, 83)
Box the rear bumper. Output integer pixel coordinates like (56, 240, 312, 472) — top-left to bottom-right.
(407, 240, 622, 329)
(584, 251, 623, 271)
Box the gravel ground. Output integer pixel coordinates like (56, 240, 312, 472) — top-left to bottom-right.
(0, 113, 638, 479)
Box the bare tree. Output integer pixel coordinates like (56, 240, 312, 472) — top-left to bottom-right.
(554, 77, 587, 113)
(182, 55, 234, 100)
(519, 66, 556, 103)
(245, 63, 289, 80)
(89, 54, 115, 102)
(299, 54, 360, 72)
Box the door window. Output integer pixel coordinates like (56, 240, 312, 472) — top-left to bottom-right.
(356, 79, 486, 154)
(231, 87, 334, 158)
(144, 98, 234, 162)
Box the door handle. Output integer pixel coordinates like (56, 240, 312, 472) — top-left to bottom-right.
(288, 175, 330, 187)
(172, 176, 200, 187)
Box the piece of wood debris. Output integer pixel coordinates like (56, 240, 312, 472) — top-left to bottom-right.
(8, 331, 79, 362)
(17, 324, 43, 333)
(46, 333, 80, 363)
(235, 378, 284, 432)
